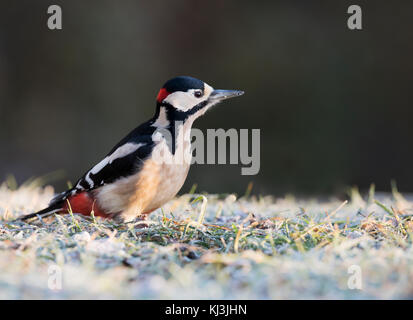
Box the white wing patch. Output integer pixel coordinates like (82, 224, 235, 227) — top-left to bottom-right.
(78, 142, 144, 189)
(109, 142, 144, 163)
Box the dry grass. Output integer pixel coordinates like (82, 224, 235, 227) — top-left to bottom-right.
(1, 180, 413, 299)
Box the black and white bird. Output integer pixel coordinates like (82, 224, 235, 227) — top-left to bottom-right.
(19, 76, 244, 223)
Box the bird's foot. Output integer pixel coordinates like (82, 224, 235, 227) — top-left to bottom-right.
(131, 214, 150, 229)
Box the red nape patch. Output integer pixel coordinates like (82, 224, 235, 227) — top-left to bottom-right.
(63, 192, 109, 218)
(156, 88, 170, 102)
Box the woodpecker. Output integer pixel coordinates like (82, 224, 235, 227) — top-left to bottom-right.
(18, 76, 244, 223)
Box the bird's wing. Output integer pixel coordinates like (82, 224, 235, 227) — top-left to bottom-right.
(50, 132, 155, 206)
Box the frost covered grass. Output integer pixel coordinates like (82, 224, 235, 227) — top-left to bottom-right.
(1, 180, 413, 299)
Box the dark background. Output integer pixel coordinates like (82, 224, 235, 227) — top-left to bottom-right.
(1, 0, 412, 197)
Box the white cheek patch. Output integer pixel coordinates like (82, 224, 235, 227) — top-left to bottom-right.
(163, 88, 213, 112)
(163, 91, 200, 111)
(162, 83, 214, 112)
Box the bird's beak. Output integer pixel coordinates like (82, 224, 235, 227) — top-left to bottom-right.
(209, 89, 244, 101)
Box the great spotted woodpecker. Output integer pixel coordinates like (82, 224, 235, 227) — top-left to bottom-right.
(19, 76, 244, 223)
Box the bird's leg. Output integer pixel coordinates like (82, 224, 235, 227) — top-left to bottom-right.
(111, 208, 150, 227)
(133, 213, 150, 228)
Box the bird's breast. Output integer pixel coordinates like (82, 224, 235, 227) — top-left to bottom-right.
(94, 132, 192, 220)
(140, 135, 192, 212)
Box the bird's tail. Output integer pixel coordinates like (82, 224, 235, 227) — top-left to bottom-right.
(16, 201, 64, 222)
(15, 189, 73, 222)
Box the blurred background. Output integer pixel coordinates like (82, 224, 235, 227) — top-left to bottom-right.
(1, 0, 412, 197)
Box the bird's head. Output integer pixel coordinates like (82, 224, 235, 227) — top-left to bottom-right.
(153, 76, 244, 126)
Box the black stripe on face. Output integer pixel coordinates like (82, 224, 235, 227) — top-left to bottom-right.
(164, 100, 209, 123)
(159, 100, 209, 155)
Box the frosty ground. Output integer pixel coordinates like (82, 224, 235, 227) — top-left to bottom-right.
(0, 181, 412, 299)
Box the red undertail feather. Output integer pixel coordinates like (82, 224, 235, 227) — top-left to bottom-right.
(63, 192, 108, 218)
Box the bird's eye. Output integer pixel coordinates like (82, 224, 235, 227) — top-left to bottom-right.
(194, 90, 203, 98)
